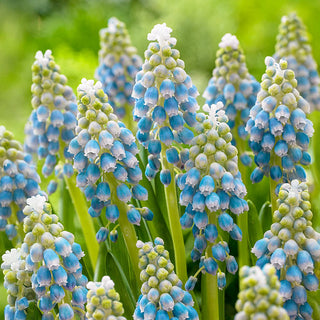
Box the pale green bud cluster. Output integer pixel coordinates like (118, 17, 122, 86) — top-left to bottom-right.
(235, 264, 289, 320)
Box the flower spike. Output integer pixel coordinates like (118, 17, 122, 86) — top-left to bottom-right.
(203, 33, 260, 166)
(134, 238, 199, 320)
(177, 104, 247, 286)
(274, 13, 320, 111)
(247, 57, 313, 185)
(86, 275, 126, 320)
(235, 264, 289, 320)
(69, 78, 151, 241)
(252, 180, 320, 319)
(95, 17, 142, 120)
(0, 126, 40, 241)
(26, 50, 78, 195)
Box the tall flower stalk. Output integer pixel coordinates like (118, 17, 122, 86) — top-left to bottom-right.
(251, 180, 320, 319)
(95, 17, 142, 129)
(133, 23, 200, 283)
(0, 126, 40, 243)
(274, 13, 320, 112)
(246, 57, 313, 212)
(27, 50, 78, 195)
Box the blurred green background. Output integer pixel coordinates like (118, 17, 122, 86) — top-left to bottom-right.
(0, 0, 320, 317)
(1, 0, 320, 141)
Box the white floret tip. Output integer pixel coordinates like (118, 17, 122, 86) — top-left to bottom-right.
(219, 33, 240, 50)
(147, 23, 177, 47)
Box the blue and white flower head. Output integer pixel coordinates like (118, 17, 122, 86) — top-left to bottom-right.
(28, 50, 78, 195)
(235, 264, 289, 320)
(0, 126, 40, 241)
(86, 275, 126, 320)
(69, 79, 151, 242)
(134, 238, 199, 320)
(203, 33, 260, 166)
(95, 17, 142, 120)
(251, 180, 320, 319)
(133, 23, 200, 183)
(22, 194, 88, 319)
(274, 13, 320, 111)
(1, 248, 35, 320)
(177, 103, 247, 286)
(247, 57, 313, 185)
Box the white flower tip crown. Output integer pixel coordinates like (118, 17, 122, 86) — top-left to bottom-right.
(219, 33, 239, 50)
(147, 23, 177, 47)
(26, 194, 47, 213)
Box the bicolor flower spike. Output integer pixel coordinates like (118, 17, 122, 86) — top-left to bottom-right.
(133, 23, 200, 183)
(134, 238, 199, 320)
(86, 276, 126, 320)
(95, 17, 142, 119)
(203, 33, 260, 166)
(0, 126, 40, 241)
(235, 264, 289, 320)
(251, 180, 320, 319)
(28, 50, 78, 195)
(177, 103, 247, 286)
(247, 57, 313, 185)
(274, 13, 320, 111)
(2, 248, 35, 320)
(22, 195, 88, 319)
(69, 79, 151, 242)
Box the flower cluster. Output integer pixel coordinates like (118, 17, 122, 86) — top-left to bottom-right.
(69, 79, 152, 242)
(134, 238, 199, 320)
(247, 57, 313, 185)
(28, 50, 78, 194)
(95, 17, 142, 119)
(203, 33, 260, 166)
(251, 180, 320, 319)
(86, 276, 126, 320)
(274, 13, 320, 111)
(177, 103, 247, 287)
(235, 264, 289, 320)
(22, 195, 88, 319)
(0, 126, 40, 241)
(2, 248, 35, 320)
(133, 23, 200, 183)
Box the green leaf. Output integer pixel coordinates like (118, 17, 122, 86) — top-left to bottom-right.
(259, 201, 272, 233)
(247, 200, 263, 264)
(26, 302, 42, 320)
(308, 290, 320, 319)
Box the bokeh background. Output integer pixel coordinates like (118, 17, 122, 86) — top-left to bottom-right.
(1, 0, 320, 317)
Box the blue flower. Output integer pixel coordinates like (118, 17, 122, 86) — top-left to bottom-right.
(247, 57, 313, 184)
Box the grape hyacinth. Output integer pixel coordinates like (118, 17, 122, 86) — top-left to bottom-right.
(22, 194, 88, 319)
(246, 57, 313, 185)
(134, 238, 199, 320)
(28, 50, 78, 195)
(0, 126, 40, 241)
(69, 78, 151, 242)
(251, 180, 320, 319)
(274, 13, 320, 111)
(2, 248, 35, 320)
(203, 33, 260, 166)
(235, 264, 289, 320)
(86, 276, 126, 320)
(133, 23, 200, 182)
(95, 17, 142, 120)
(177, 102, 248, 288)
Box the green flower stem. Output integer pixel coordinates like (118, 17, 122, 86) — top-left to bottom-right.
(160, 148, 188, 283)
(202, 213, 220, 320)
(64, 175, 99, 269)
(236, 135, 251, 268)
(108, 179, 141, 285)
